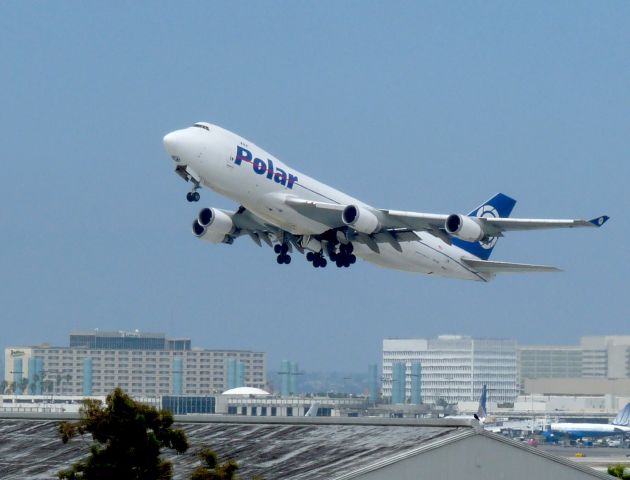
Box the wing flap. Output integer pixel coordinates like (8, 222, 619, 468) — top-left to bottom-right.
(461, 258, 561, 274)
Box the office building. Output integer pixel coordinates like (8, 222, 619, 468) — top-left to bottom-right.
(382, 336, 517, 404)
(3, 330, 266, 398)
(518, 336, 630, 393)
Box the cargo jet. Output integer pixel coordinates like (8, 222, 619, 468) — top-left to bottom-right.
(163, 122, 608, 281)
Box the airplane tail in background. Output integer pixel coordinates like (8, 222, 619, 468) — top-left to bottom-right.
(474, 384, 488, 422)
(612, 402, 630, 426)
(305, 403, 319, 417)
(452, 193, 517, 260)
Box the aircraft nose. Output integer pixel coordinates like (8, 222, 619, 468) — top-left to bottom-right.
(163, 130, 182, 158)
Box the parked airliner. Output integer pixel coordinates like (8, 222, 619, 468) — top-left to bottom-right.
(163, 122, 608, 281)
(544, 403, 630, 440)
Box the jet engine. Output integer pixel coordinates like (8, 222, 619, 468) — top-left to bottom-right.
(342, 205, 380, 234)
(192, 207, 235, 244)
(444, 214, 485, 242)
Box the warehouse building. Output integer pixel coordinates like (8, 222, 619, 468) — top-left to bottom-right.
(0, 415, 611, 479)
(3, 330, 266, 397)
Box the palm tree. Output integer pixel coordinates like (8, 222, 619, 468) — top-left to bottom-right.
(19, 378, 29, 395)
(0, 380, 7, 394)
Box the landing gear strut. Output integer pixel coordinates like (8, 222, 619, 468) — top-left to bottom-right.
(306, 251, 327, 268)
(186, 181, 201, 202)
(274, 243, 291, 264)
(331, 243, 356, 268)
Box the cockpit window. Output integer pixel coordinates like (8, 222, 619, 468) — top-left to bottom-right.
(193, 123, 210, 131)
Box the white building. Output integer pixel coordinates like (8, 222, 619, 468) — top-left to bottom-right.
(382, 335, 517, 404)
(518, 335, 630, 393)
(3, 331, 266, 398)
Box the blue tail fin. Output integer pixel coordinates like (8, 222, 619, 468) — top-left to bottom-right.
(452, 193, 516, 260)
(476, 384, 488, 420)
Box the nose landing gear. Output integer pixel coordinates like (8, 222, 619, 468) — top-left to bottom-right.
(186, 191, 200, 202)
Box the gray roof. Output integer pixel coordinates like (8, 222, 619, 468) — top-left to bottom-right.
(0, 415, 611, 480)
(0, 415, 469, 479)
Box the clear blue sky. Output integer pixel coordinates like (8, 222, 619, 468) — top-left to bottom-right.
(1, 1, 628, 373)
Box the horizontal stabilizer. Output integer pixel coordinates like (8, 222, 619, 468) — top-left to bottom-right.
(461, 258, 561, 274)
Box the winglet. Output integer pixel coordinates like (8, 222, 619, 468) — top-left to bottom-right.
(589, 216, 610, 227)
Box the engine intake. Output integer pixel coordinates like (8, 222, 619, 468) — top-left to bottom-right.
(193, 208, 235, 244)
(342, 205, 380, 234)
(445, 214, 485, 242)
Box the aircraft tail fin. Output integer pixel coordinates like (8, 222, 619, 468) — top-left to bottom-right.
(475, 384, 488, 422)
(305, 403, 319, 417)
(612, 402, 630, 426)
(452, 193, 516, 260)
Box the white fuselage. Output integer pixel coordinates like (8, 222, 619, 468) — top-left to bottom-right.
(548, 422, 630, 438)
(164, 123, 491, 281)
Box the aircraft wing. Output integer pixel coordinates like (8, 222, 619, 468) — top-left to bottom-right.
(461, 258, 561, 273)
(284, 198, 347, 228)
(479, 216, 610, 236)
(284, 198, 609, 236)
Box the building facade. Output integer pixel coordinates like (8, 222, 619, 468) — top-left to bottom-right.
(382, 336, 517, 404)
(518, 336, 630, 392)
(3, 331, 266, 397)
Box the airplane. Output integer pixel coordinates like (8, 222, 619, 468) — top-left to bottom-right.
(163, 122, 609, 281)
(445, 384, 488, 423)
(305, 403, 319, 417)
(543, 403, 630, 440)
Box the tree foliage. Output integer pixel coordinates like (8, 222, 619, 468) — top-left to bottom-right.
(190, 448, 240, 480)
(57, 387, 189, 480)
(608, 464, 630, 479)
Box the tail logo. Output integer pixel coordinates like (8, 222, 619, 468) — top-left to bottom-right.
(476, 205, 499, 250)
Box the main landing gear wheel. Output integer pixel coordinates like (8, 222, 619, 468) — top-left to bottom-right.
(275, 243, 290, 264)
(307, 251, 327, 268)
(276, 254, 291, 264)
(335, 243, 356, 268)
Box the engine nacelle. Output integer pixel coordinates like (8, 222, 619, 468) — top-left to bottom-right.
(192, 208, 235, 244)
(342, 205, 380, 234)
(444, 214, 485, 242)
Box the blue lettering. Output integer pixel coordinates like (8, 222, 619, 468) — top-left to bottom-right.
(253, 158, 266, 175)
(287, 173, 298, 189)
(274, 168, 287, 186)
(234, 146, 297, 189)
(235, 146, 252, 165)
(266, 159, 274, 180)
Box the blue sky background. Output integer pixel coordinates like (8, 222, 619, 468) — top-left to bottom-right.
(1, 1, 628, 374)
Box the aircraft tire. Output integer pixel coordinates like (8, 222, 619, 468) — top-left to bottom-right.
(274, 244, 282, 254)
(306, 252, 315, 262)
(349, 255, 356, 264)
(284, 254, 291, 264)
(193, 192, 200, 201)
(186, 192, 193, 202)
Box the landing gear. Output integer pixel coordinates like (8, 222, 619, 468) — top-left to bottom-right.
(306, 251, 327, 268)
(186, 191, 200, 202)
(274, 243, 291, 264)
(333, 242, 356, 268)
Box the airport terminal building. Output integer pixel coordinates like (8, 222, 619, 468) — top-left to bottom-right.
(3, 330, 266, 397)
